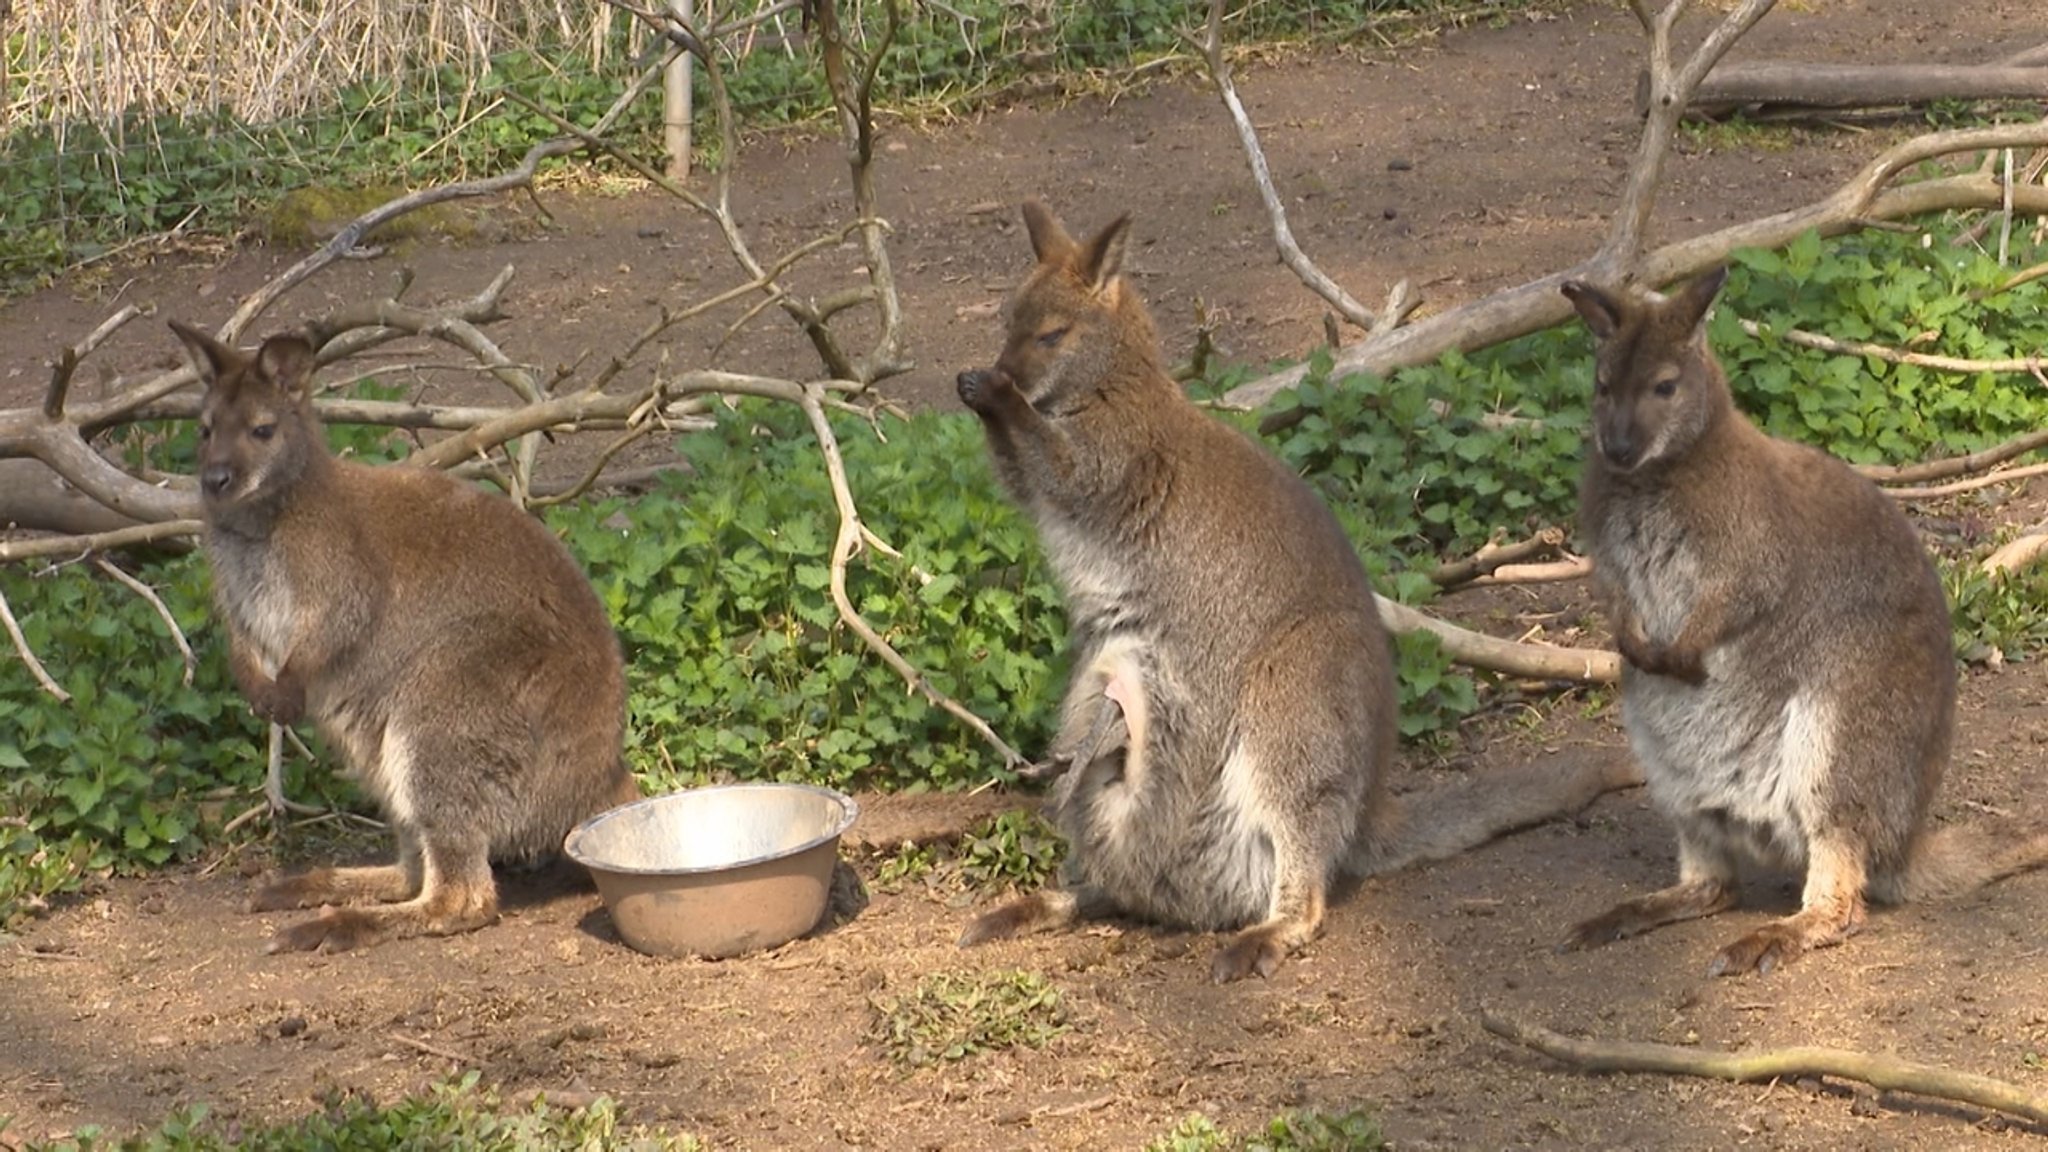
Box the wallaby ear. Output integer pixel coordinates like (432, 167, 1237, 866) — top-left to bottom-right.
(255, 333, 319, 400)
(1667, 264, 1729, 334)
(1021, 198, 1077, 265)
(1077, 215, 1131, 297)
(1561, 280, 1623, 341)
(168, 319, 236, 388)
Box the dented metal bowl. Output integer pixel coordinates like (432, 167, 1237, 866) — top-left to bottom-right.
(564, 783, 859, 959)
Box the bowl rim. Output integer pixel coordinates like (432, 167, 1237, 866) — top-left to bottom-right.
(561, 782, 861, 877)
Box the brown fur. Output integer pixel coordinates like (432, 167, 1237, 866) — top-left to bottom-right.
(954, 201, 1637, 982)
(1561, 268, 2048, 976)
(170, 320, 639, 954)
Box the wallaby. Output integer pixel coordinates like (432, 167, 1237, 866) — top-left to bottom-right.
(953, 200, 1640, 983)
(1561, 267, 2048, 976)
(170, 320, 640, 954)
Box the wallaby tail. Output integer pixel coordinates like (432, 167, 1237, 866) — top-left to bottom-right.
(1350, 747, 1643, 879)
(1880, 821, 2048, 905)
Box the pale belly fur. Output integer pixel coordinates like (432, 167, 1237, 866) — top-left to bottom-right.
(1622, 655, 1834, 873)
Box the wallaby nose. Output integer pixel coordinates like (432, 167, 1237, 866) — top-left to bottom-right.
(200, 463, 234, 496)
(1599, 432, 1638, 470)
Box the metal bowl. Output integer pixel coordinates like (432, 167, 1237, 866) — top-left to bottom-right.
(563, 783, 860, 959)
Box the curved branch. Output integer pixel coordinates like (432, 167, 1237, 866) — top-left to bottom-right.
(1481, 1012, 2048, 1128)
(797, 388, 1026, 769)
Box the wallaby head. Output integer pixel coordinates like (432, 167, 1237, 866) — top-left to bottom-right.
(1562, 264, 1733, 474)
(985, 199, 1159, 410)
(169, 320, 324, 516)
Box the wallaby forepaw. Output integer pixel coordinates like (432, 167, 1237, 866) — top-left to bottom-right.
(1707, 925, 1806, 978)
(265, 908, 387, 955)
(955, 368, 1018, 414)
(1209, 933, 1287, 984)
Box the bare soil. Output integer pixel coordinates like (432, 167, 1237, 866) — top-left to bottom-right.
(5, 1, 2048, 1148)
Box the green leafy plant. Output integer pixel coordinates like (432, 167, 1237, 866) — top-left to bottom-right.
(1146, 1114, 1233, 1152)
(957, 808, 1066, 889)
(547, 402, 1065, 794)
(4, 1073, 701, 1151)
(1247, 1108, 1386, 1152)
(866, 968, 1070, 1067)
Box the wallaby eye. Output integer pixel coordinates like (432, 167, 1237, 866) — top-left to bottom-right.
(1036, 326, 1070, 349)
(1593, 375, 1611, 399)
(197, 423, 212, 442)
(1653, 379, 1679, 398)
(251, 423, 277, 441)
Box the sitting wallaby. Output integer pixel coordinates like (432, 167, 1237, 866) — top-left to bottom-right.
(954, 200, 1639, 983)
(170, 321, 640, 954)
(1560, 267, 2048, 976)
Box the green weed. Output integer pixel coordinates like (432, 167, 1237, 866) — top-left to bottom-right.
(867, 968, 1070, 1067)
(1, 1073, 700, 1151)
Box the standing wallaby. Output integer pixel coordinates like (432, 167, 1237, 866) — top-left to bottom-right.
(953, 200, 1639, 983)
(1561, 267, 2048, 976)
(170, 321, 640, 954)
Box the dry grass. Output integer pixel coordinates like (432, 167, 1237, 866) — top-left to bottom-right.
(2, 0, 627, 133)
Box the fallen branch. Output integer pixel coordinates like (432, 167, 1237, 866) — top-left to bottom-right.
(1857, 426, 2048, 486)
(1430, 527, 1567, 588)
(1884, 461, 2048, 502)
(1377, 596, 1618, 684)
(1737, 318, 2048, 375)
(1982, 531, 2048, 579)
(1466, 556, 1593, 588)
(1680, 61, 2048, 119)
(798, 388, 1026, 769)
(0, 521, 206, 563)
(1481, 1012, 2048, 1128)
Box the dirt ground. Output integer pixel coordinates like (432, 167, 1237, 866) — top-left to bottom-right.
(5, 0, 2048, 1148)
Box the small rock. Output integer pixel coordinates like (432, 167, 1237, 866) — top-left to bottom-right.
(635, 227, 667, 240)
(1387, 158, 1414, 171)
(278, 1015, 308, 1038)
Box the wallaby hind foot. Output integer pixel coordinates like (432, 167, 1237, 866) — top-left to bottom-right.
(1707, 836, 1868, 977)
(265, 842, 497, 954)
(1210, 880, 1327, 984)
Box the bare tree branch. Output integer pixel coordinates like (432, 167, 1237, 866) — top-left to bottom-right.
(1188, 0, 1381, 333)
(1595, 0, 1779, 282)
(1856, 426, 2048, 485)
(1229, 120, 2048, 416)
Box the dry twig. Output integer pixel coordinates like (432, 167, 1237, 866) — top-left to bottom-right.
(1737, 317, 2048, 375)
(1481, 1012, 2048, 1128)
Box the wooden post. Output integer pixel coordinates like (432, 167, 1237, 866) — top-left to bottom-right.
(663, 0, 694, 181)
